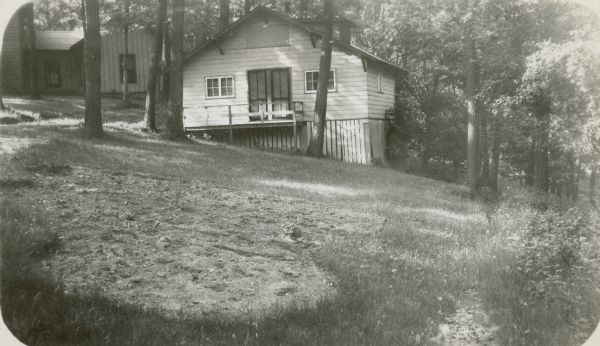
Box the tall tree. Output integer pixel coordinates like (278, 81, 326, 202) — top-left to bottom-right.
(306, 0, 334, 157)
(162, 20, 171, 102)
(464, 24, 479, 192)
(121, 0, 131, 104)
(166, 0, 185, 139)
(24, 3, 40, 100)
(590, 167, 597, 206)
(245, 0, 252, 14)
(144, 0, 167, 132)
(219, 0, 230, 30)
(83, 0, 103, 137)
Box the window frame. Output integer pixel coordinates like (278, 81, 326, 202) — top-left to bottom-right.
(205, 75, 235, 99)
(44, 58, 61, 88)
(377, 71, 383, 94)
(304, 69, 337, 93)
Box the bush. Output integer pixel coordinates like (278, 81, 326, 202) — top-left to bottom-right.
(517, 209, 590, 296)
(513, 206, 600, 342)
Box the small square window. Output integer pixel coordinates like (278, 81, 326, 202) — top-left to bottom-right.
(304, 70, 335, 93)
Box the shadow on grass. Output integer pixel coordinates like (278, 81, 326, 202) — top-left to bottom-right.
(0, 196, 445, 346)
(0, 125, 489, 345)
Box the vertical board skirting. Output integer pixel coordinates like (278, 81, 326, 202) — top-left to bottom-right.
(198, 118, 385, 165)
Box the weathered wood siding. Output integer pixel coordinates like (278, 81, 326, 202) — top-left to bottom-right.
(367, 62, 395, 119)
(100, 29, 154, 93)
(183, 14, 369, 128)
(1, 7, 26, 94)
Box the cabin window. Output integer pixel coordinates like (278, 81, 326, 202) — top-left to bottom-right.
(119, 54, 137, 84)
(206, 76, 234, 98)
(44, 58, 61, 88)
(304, 70, 336, 93)
(377, 72, 383, 93)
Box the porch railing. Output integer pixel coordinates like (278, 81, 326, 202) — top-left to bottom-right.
(183, 101, 304, 144)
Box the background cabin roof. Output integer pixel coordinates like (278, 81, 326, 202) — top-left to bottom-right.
(296, 17, 358, 28)
(35, 30, 83, 50)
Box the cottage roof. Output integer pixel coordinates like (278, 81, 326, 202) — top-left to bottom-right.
(35, 30, 83, 50)
(183, 6, 408, 75)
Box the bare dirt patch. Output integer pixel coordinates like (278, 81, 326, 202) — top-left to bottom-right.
(16, 166, 383, 317)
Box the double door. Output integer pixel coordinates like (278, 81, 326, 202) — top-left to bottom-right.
(247, 68, 290, 115)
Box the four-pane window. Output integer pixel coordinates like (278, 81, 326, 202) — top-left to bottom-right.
(305, 70, 336, 93)
(206, 76, 234, 98)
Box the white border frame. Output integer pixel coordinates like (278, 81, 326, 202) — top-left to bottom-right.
(205, 75, 236, 99)
(304, 69, 337, 93)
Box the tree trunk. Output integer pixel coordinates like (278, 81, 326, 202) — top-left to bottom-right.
(83, 0, 103, 137)
(421, 145, 430, 171)
(162, 21, 171, 103)
(219, 0, 230, 31)
(464, 26, 479, 192)
(526, 136, 535, 186)
(24, 4, 40, 100)
(122, 24, 130, 103)
(144, 0, 166, 133)
(574, 158, 582, 201)
(245, 0, 252, 14)
(284, 1, 291, 13)
(490, 115, 501, 194)
(590, 167, 597, 206)
(166, 0, 185, 139)
(534, 116, 550, 193)
(0, 47, 5, 111)
(567, 152, 576, 200)
(121, 0, 130, 104)
(480, 108, 489, 186)
(305, 0, 334, 157)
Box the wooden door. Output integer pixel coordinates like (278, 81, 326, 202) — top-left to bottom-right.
(270, 68, 290, 114)
(248, 70, 267, 113)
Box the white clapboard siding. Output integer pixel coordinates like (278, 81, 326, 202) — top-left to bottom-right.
(183, 14, 369, 127)
(100, 29, 154, 93)
(367, 62, 396, 119)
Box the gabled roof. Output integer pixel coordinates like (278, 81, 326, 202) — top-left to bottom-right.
(296, 17, 357, 28)
(35, 30, 84, 50)
(183, 6, 408, 75)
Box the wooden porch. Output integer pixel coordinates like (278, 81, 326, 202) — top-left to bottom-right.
(184, 102, 305, 142)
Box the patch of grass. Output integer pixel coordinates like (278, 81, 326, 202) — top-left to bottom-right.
(0, 124, 491, 345)
(6, 114, 595, 345)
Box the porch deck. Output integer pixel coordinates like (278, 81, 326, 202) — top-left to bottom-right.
(183, 102, 306, 131)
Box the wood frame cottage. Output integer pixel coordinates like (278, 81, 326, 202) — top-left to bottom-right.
(183, 6, 407, 164)
(1, 6, 154, 97)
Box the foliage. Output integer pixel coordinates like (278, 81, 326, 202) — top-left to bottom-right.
(480, 190, 600, 345)
(34, 0, 82, 30)
(517, 208, 593, 297)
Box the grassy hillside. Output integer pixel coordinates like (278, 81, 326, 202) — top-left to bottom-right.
(1, 114, 598, 345)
